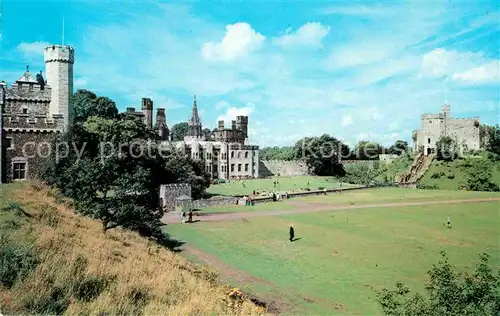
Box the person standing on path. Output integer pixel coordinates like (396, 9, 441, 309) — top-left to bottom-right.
(289, 224, 295, 242)
(188, 210, 193, 223)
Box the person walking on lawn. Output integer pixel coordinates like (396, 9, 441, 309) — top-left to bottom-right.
(289, 224, 295, 242)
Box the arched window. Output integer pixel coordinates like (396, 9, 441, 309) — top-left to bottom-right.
(245, 151, 248, 158)
(428, 138, 431, 144)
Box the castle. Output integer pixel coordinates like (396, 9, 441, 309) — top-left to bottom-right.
(0, 45, 74, 182)
(413, 104, 480, 155)
(0, 44, 259, 183)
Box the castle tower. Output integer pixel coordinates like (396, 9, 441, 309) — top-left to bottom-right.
(186, 95, 202, 139)
(141, 98, 153, 129)
(236, 115, 248, 137)
(154, 108, 169, 140)
(44, 45, 74, 129)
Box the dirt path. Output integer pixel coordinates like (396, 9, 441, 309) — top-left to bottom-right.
(161, 197, 500, 224)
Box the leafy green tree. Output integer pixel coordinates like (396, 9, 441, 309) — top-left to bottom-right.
(293, 134, 347, 177)
(260, 146, 296, 161)
(202, 128, 212, 140)
(377, 251, 500, 316)
(465, 158, 499, 192)
(354, 141, 381, 160)
(485, 125, 500, 157)
(73, 89, 118, 122)
(436, 136, 457, 161)
(341, 161, 381, 185)
(170, 122, 189, 141)
(389, 140, 408, 155)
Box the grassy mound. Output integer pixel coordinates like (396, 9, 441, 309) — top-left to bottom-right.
(0, 182, 265, 315)
(419, 156, 500, 190)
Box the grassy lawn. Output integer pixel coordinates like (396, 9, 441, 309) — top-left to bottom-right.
(206, 175, 358, 196)
(199, 201, 296, 213)
(420, 158, 500, 190)
(294, 187, 500, 204)
(168, 199, 500, 315)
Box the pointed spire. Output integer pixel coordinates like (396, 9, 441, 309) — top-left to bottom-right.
(187, 94, 202, 138)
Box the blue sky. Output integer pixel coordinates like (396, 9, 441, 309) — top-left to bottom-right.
(1, 0, 499, 147)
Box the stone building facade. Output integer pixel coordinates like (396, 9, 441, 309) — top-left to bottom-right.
(169, 97, 259, 180)
(1, 44, 73, 182)
(413, 105, 480, 155)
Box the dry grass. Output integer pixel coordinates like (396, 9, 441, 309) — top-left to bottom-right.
(1, 182, 266, 315)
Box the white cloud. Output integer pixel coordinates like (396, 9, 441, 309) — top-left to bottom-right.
(274, 22, 330, 48)
(452, 60, 499, 84)
(321, 4, 395, 17)
(201, 22, 265, 61)
(214, 100, 230, 109)
(341, 113, 353, 127)
(74, 77, 88, 87)
(216, 104, 255, 125)
(420, 48, 488, 78)
(17, 41, 50, 59)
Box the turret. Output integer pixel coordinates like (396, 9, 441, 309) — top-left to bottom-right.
(141, 97, 153, 129)
(218, 120, 224, 130)
(231, 120, 236, 130)
(236, 115, 248, 136)
(44, 44, 74, 130)
(155, 108, 169, 140)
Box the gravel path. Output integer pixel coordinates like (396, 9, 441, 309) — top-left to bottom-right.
(161, 197, 500, 224)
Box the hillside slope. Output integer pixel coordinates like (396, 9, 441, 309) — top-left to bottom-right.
(419, 157, 500, 190)
(0, 183, 264, 315)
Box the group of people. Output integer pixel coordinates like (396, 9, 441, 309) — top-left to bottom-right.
(180, 210, 194, 223)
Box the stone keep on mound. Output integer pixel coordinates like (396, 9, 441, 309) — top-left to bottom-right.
(159, 184, 192, 212)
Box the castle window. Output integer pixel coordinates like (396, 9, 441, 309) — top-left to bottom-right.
(429, 120, 432, 124)
(428, 138, 431, 144)
(214, 165, 217, 173)
(245, 151, 248, 158)
(238, 164, 242, 172)
(5, 137, 13, 149)
(13, 162, 27, 180)
(22, 108, 28, 114)
(231, 151, 234, 158)
(245, 164, 248, 172)
(231, 164, 235, 172)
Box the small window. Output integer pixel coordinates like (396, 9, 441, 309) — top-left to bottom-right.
(5, 137, 13, 149)
(231, 151, 234, 158)
(428, 138, 431, 144)
(22, 108, 28, 114)
(13, 162, 27, 180)
(428, 120, 432, 124)
(245, 151, 248, 158)
(238, 164, 242, 172)
(245, 164, 248, 171)
(231, 164, 235, 172)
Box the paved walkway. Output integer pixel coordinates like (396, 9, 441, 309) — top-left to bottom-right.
(161, 197, 500, 224)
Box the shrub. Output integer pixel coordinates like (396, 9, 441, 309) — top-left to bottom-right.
(431, 172, 445, 179)
(303, 187, 311, 191)
(417, 183, 438, 190)
(447, 172, 455, 179)
(0, 235, 39, 288)
(317, 186, 325, 190)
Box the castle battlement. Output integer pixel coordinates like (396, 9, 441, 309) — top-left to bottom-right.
(3, 112, 65, 129)
(44, 45, 75, 64)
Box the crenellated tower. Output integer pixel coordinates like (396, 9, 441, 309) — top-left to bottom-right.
(155, 108, 169, 140)
(141, 97, 153, 129)
(44, 45, 74, 130)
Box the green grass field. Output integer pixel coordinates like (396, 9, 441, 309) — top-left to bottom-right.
(168, 188, 500, 315)
(206, 175, 357, 196)
(294, 187, 500, 204)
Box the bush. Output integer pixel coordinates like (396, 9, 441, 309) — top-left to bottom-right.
(0, 235, 39, 288)
(417, 183, 438, 190)
(377, 252, 500, 315)
(431, 172, 445, 179)
(317, 187, 325, 190)
(446, 172, 455, 179)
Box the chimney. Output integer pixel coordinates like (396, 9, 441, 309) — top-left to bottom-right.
(231, 120, 236, 130)
(218, 120, 224, 130)
(126, 107, 135, 112)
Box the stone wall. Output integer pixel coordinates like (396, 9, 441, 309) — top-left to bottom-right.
(192, 196, 239, 209)
(258, 160, 309, 177)
(159, 184, 192, 213)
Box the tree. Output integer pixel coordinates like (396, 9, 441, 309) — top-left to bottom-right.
(465, 158, 499, 192)
(341, 161, 381, 185)
(259, 146, 296, 161)
(485, 125, 500, 157)
(293, 134, 347, 177)
(170, 122, 189, 141)
(354, 141, 381, 160)
(377, 251, 500, 315)
(202, 128, 212, 140)
(73, 89, 118, 122)
(436, 136, 457, 161)
(389, 140, 408, 155)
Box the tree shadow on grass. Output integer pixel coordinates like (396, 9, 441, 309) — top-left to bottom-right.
(154, 225, 185, 252)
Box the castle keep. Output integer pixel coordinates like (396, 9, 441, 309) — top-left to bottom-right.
(413, 104, 480, 155)
(1, 45, 74, 182)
